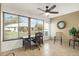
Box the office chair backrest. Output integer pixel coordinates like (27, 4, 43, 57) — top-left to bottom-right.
(35, 32, 43, 41)
(35, 32, 43, 37)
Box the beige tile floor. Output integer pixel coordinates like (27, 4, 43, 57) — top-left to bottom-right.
(1, 40, 79, 56)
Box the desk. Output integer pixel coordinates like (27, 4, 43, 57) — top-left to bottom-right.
(21, 33, 43, 50)
(22, 37, 35, 50)
(22, 37, 40, 50)
(69, 39, 79, 49)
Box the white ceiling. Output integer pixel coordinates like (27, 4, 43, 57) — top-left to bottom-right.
(2, 3, 79, 19)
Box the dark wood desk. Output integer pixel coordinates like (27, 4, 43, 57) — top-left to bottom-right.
(21, 32, 43, 50)
(69, 39, 79, 49)
(22, 37, 42, 50)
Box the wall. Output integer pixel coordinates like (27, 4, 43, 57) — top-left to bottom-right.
(51, 11, 79, 42)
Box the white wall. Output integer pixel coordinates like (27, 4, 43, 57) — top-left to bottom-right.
(1, 40, 23, 52)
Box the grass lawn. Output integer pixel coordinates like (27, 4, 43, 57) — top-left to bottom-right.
(4, 31, 35, 40)
(5, 31, 28, 40)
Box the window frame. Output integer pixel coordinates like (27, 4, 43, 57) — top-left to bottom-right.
(3, 12, 30, 41)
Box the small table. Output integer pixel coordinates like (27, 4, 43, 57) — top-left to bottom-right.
(69, 39, 79, 49)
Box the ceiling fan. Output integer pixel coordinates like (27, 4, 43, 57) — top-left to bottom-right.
(37, 5, 59, 16)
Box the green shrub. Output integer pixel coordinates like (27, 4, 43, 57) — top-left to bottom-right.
(69, 27, 77, 36)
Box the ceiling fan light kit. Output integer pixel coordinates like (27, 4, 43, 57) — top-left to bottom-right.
(37, 5, 59, 16)
(45, 12, 50, 16)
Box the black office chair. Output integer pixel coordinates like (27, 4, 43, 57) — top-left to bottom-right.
(37, 32, 43, 45)
(23, 37, 40, 50)
(23, 38, 31, 50)
(32, 32, 43, 46)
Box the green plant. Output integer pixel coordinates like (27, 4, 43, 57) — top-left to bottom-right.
(69, 27, 77, 36)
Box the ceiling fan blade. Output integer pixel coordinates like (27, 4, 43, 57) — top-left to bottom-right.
(49, 11, 59, 14)
(49, 5, 56, 11)
(37, 8, 45, 12)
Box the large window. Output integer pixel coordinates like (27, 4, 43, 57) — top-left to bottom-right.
(36, 20, 43, 32)
(30, 19, 37, 37)
(3, 12, 29, 41)
(4, 13, 19, 40)
(30, 19, 43, 37)
(3, 12, 44, 41)
(19, 16, 29, 38)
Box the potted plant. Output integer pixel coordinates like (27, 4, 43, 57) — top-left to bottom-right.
(69, 27, 77, 39)
(69, 27, 77, 36)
